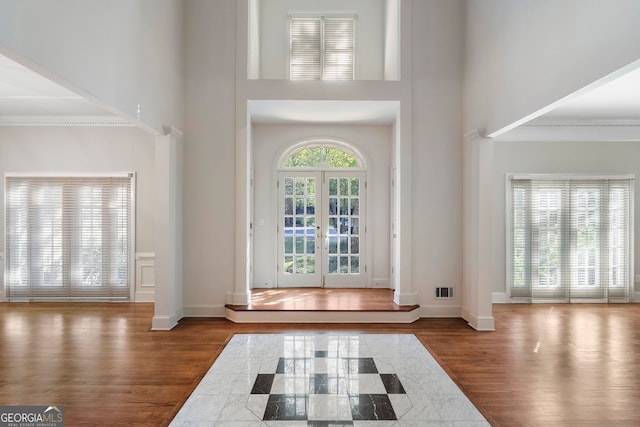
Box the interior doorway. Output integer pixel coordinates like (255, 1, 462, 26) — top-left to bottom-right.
(275, 142, 367, 288)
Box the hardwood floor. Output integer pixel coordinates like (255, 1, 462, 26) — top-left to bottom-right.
(1, 299, 640, 426)
(226, 288, 419, 311)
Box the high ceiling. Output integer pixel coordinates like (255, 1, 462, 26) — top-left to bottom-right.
(1, 53, 639, 129)
(532, 66, 640, 122)
(0, 54, 114, 118)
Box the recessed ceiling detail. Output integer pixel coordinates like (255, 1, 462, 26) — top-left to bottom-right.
(249, 100, 399, 125)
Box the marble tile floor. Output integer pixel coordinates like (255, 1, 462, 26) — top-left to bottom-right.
(170, 334, 490, 426)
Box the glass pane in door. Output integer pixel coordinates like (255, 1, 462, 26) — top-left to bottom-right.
(327, 176, 360, 275)
(282, 176, 317, 276)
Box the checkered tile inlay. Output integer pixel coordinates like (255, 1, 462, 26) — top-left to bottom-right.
(169, 334, 490, 426)
(251, 354, 406, 422)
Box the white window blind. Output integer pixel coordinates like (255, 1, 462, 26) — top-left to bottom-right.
(509, 177, 632, 302)
(5, 175, 132, 301)
(290, 15, 355, 80)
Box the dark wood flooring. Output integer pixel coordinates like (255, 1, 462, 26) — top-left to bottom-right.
(1, 297, 640, 426)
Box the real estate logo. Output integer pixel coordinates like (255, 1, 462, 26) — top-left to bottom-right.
(0, 406, 63, 427)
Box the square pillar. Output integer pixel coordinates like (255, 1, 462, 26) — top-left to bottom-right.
(152, 126, 184, 330)
(462, 130, 495, 331)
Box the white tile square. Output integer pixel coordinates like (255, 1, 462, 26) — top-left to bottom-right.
(307, 394, 352, 421)
(271, 374, 310, 394)
(345, 373, 387, 395)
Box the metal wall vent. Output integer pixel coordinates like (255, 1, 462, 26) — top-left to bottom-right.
(435, 286, 454, 299)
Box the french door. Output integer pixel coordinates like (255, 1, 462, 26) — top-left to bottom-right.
(277, 171, 365, 288)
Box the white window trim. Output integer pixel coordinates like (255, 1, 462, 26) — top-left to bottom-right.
(287, 12, 358, 81)
(505, 173, 635, 303)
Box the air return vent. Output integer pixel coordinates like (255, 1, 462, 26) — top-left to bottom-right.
(435, 286, 454, 299)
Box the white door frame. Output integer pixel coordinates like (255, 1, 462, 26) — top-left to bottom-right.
(277, 170, 366, 288)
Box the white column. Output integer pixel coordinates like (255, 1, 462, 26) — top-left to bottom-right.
(230, 0, 251, 306)
(231, 104, 252, 306)
(393, 0, 416, 306)
(393, 104, 417, 306)
(462, 130, 495, 331)
(152, 126, 184, 330)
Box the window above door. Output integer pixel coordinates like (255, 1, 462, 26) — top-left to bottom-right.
(280, 141, 365, 170)
(289, 14, 356, 81)
(247, 0, 400, 81)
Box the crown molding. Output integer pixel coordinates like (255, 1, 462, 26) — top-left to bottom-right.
(524, 118, 640, 128)
(463, 128, 488, 141)
(0, 115, 134, 127)
(494, 118, 640, 142)
(162, 125, 184, 140)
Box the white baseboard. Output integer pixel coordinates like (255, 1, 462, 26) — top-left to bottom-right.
(134, 291, 155, 303)
(461, 308, 495, 331)
(151, 310, 182, 330)
(226, 308, 420, 323)
(226, 291, 250, 305)
(371, 278, 390, 288)
(492, 292, 507, 303)
(419, 305, 462, 318)
(394, 291, 418, 305)
(183, 305, 228, 317)
(253, 281, 274, 289)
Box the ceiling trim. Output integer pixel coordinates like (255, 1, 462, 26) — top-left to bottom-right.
(0, 115, 134, 127)
(524, 118, 640, 128)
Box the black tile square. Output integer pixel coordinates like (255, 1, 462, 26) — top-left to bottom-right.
(380, 373, 406, 394)
(250, 373, 274, 394)
(315, 350, 328, 357)
(343, 357, 378, 374)
(276, 357, 312, 374)
(349, 394, 397, 420)
(263, 394, 308, 420)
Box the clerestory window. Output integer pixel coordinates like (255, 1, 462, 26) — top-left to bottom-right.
(289, 14, 356, 80)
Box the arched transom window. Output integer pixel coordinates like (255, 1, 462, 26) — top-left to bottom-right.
(280, 141, 364, 169)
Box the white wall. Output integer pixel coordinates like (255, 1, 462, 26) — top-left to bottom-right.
(258, 0, 385, 80)
(0, 0, 184, 133)
(411, 0, 464, 313)
(183, 0, 238, 315)
(252, 123, 392, 288)
(492, 140, 640, 297)
(0, 126, 156, 253)
(464, 0, 640, 136)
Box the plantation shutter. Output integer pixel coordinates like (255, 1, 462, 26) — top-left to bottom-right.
(5, 175, 132, 301)
(323, 18, 355, 80)
(290, 18, 321, 80)
(290, 15, 355, 80)
(509, 177, 632, 302)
